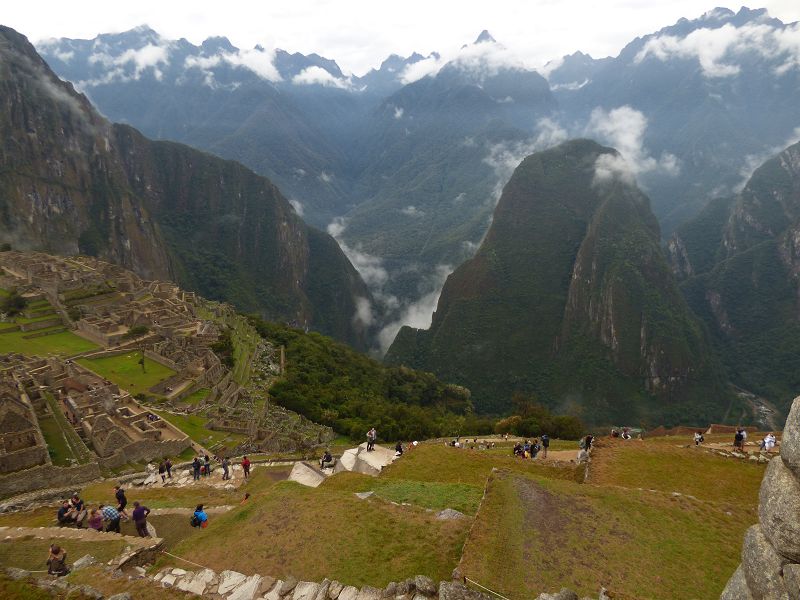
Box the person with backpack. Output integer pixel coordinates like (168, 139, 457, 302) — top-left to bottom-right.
(203, 454, 211, 477)
(541, 434, 550, 458)
(241, 456, 251, 479)
(734, 429, 744, 452)
(47, 544, 69, 576)
(221, 457, 230, 480)
(113, 485, 128, 518)
(192, 457, 201, 481)
(165, 458, 173, 479)
(158, 461, 167, 483)
(191, 504, 208, 528)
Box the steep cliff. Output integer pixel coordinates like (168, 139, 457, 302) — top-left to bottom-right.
(0, 26, 371, 349)
(670, 142, 800, 414)
(387, 139, 731, 424)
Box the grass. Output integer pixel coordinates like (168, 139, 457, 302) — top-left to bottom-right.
(0, 537, 127, 572)
(80, 479, 240, 510)
(67, 566, 194, 599)
(77, 353, 175, 395)
(0, 328, 98, 356)
(37, 415, 76, 466)
(181, 388, 210, 405)
(153, 411, 247, 449)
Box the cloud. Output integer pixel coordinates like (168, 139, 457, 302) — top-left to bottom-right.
(400, 205, 424, 217)
(353, 296, 374, 328)
(183, 47, 282, 85)
(327, 218, 388, 288)
(318, 171, 334, 183)
(550, 78, 590, 91)
(585, 105, 679, 184)
(393, 106, 404, 119)
(635, 22, 800, 78)
(377, 264, 453, 354)
(288, 199, 304, 217)
(736, 126, 800, 191)
(293, 65, 351, 88)
(86, 43, 171, 84)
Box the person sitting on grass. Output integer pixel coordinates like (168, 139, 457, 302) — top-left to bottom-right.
(191, 504, 208, 528)
(395, 441, 404, 456)
(68, 494, 87, 528)
(320, 450, 334, 469)
(87, 508, 103, 531)
(57, 500, 74, 526)
(47, 544, 69, 576)
(99, 504, 121, 533)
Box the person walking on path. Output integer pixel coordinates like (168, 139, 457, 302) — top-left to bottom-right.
(203, 454, 211, 477)
(221, 457, 230, 480)
(100, 504, 121, 533)
(192, 457, 201, 481)
(113, 486, 128, 519)
(158, 461, 167, 483)
(47, 544, 69, 576)
(132, 501, 151, 537)
(734, 429, 745, 452)
(165, 458, 172, 479)
(241, 456, 251, 479)
(541, 434, 550, 459)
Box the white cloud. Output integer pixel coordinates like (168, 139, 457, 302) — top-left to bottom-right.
(318, 171, 333, 183)
(393, 106, 404, 119)
(288, 199, 304, 217)
(353, 296, 374, 327)
(635, 22, 800, 78)
(54, 49, 74, 62)
(585, 105, 679, 184)
(550, 78, 590, 91)
(737, 126, 800, 191)
(400, 205, 424, 217)
(183, 47, 281, 85)
(292, 65, 350, 88)
(86, 43, 171, 83)
(377, 264, 453, 354)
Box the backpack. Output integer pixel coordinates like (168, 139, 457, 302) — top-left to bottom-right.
(190, 514, 200, 528)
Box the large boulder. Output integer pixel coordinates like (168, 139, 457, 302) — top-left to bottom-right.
(721, 565, 754, 600)
(334, 449, 359, 474)
(781, 396, 800, 478)
(288, 462, 326, 488)
(740, 525, 789, 599)
(758, 458, 800, 562)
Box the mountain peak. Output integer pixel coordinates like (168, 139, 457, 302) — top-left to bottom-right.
(474, 30, 496, 44)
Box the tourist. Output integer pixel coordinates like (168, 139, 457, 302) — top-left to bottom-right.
(221, 457, 230, 480)
(741, 428, 748, 445)
(69, 493, 87, 527)
(366, 427, 377, 452)
(165, 458, 173, 479)
(113, 485, 128, 518)
(762, 432, 777, 453)
(87, 508, 103, 531)
(57, 500, 73, 526)
(531, 439, 541, 459)
(320, 450, 334, 469)
(191, 504, 208, 528)
(241, 456, 251, 479)
(694, 431, 705, 446)
(192, 457, 201, 481)
(395, 441, 404, 456)
(100, 504, 121, 533)
(734, 429, 744, 452)
(132, 501, 151, 537)
(580, 435, 593, 452)
(240, 493, 250, 505)
(47, 544, 69, 576)
(541, 434, 550, 458)
(158, 461, 167, 483)
(203, 454, 211, 477)
(513, 442, 522, 457)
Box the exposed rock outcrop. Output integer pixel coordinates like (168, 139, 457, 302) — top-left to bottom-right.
(720, 395, 800, 599)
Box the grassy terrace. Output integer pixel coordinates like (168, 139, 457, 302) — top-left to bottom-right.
(77, 353, 175, 395)
(181, 388, 210, 405)
(0, 326, 98, 356)
(0, 538, 127, 572)
(40, 392, 93, 464)
(153, 410, 248, 449)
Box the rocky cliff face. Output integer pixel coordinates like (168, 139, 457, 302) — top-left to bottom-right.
(387, 139, 730, 423)
(0, 26, 371, 349)
(669, 142, 800, 415)
(721, 396, 800, 599)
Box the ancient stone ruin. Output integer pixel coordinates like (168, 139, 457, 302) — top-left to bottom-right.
(721, 395, 800, 599)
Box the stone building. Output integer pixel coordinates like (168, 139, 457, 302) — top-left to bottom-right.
(0, 381, 49, 473)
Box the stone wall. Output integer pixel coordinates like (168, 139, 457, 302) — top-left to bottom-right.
(0, 462, 101, 499)
(0, 444, 49, 474)
(721, 395, 800, 599)
(98, 437, 192, 470)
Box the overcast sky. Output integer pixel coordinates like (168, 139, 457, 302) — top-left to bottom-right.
(4, 1, 800, 75)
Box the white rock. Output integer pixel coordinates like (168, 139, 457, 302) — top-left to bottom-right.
(261, 580, 283, 600)
(228, 575, 262, 600)
(288, 462, 326, 488)
(338, 586, 359, 600)
(292, 581, 319, 600)
(161, 574, 176, 587)
(218, 570, 248, 595)
(171, 568, 188, 576)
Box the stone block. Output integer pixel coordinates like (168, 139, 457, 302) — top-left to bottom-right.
(381, 582, 397, 598)
(259, 576, 277, 595)
(721, 565, 755, 600)
(218, 570, 248, 595)
(293, 581, 320, 600)
(107, 593, 132, 600)
(356, 585, 382, 599)
(72, 554, 96, 570)
(783, 564, 800, 600)
(328, 580, 344, 598)
(436, 509, 464, 520)
(535, 589, 579, 600)
(758, 458, 800, 561)
(414, 575, 436, 596)
(781, 396, 800, 477)
(741, 524, 789, 600)
(334, 449, 359, 474)
(161, 574, 176, 587)
(228, 575, 263, 600)
(438, 581, 494, 600)
(288, 462, 326, 488)
(338, 585, 359, 600)
(313, 579, 330, 600)
(279, 576, 299, 596)
(262, 580, 283, 600)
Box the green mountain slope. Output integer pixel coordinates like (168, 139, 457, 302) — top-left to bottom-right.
(387, 139, 733, 425)
(670, 141, 800, 413)
(0, 26, 371, 349)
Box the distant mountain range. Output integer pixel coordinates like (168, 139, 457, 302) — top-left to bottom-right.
(0, 25, 372, 349)
(36, 7, 800, 328)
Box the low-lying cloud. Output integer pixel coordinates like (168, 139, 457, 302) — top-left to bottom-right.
(293, 66, 351, 88)
(737, 126, 800, 191)
(83, 42, 172, 85)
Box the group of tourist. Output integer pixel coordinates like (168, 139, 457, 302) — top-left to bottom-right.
(55, 484, 152, 540)
(191, 454, 251, 481)
(157, 458, 173, 482)
(512, 436, 549, 459)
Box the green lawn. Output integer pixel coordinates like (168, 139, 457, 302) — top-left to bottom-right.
(181, 388, 210, 405)
(0, 328, 98, 356)
(153, 411, 247, 449)
(77, 354, 175, 395)
(0, 538, 127, 572)
(37, 415, 76, 466)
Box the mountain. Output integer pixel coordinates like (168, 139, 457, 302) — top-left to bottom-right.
(668, 140, 800, 413)
(0, 25, 372, 349)
(386, 140, 733, 425)
(547, 6, 800, 234)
